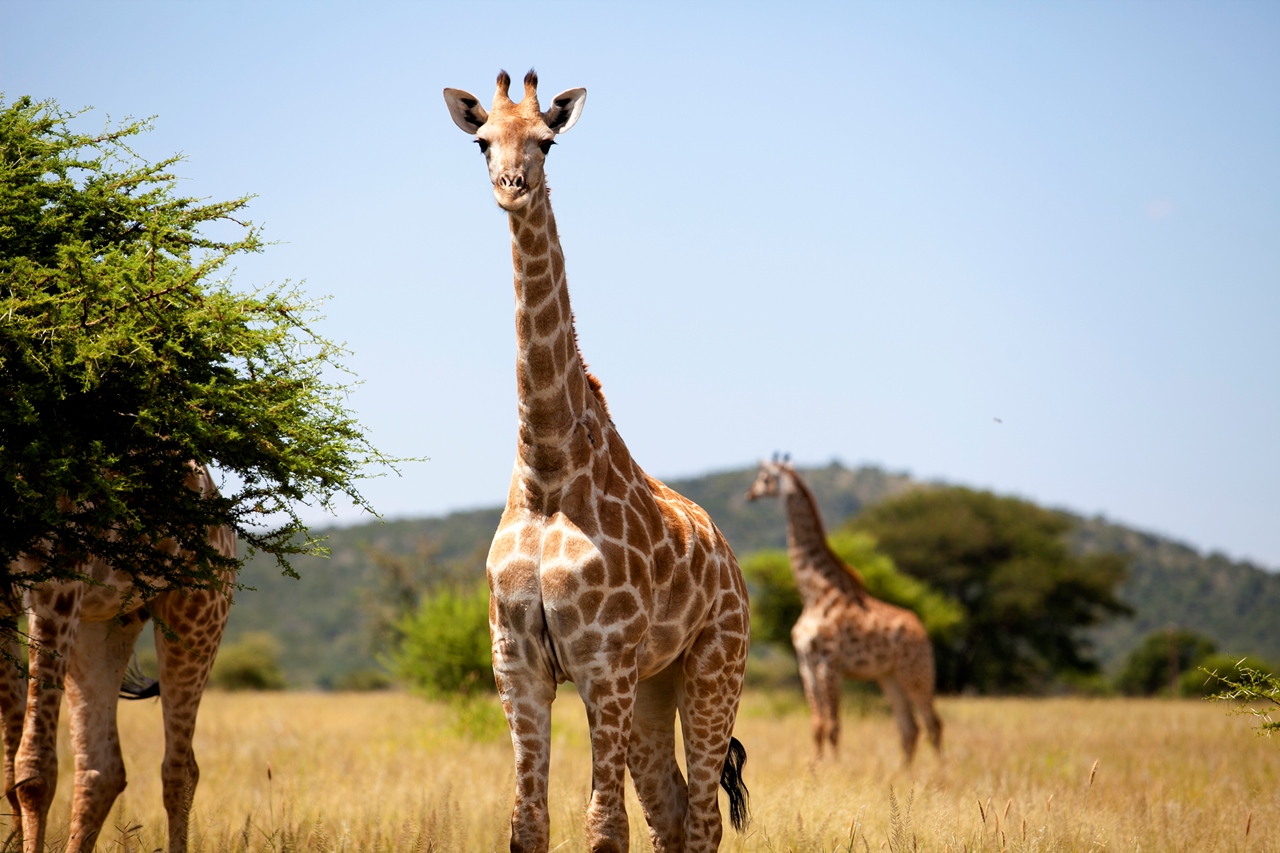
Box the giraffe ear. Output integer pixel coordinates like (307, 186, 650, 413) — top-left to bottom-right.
(443, 88, 488, 134)
(543, 88, 586, 134)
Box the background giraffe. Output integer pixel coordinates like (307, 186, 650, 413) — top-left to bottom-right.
(443, 70, 750, 853)
(746, 458, 942, 763)
(0, 463, 235, 853)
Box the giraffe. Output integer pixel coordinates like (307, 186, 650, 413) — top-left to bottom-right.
(745, 458, 942, 763)
(443, 70, 751, 853)
(0, 462, 235, 853)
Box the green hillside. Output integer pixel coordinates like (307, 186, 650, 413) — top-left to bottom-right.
(224, 462, 1280, 687)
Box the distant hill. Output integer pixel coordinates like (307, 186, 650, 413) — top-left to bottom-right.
(225, 462, 1280, 687)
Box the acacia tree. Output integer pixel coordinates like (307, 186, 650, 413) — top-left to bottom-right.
(1, 95, 398, 605)
(849, 487, 1132, 693)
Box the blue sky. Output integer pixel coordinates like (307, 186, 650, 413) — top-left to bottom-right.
(5, 2, 1278, 567)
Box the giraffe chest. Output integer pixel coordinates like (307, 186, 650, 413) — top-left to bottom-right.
(488, 510, 707, 682)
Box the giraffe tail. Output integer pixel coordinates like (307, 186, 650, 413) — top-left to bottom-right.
(118, 654, 160, 700)
(720, 736, 750, 832)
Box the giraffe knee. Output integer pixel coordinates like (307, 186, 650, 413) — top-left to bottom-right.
(76, 766, 127, 802)
(14, 772, 53, 820)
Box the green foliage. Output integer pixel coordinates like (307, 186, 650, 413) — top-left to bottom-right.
(210, 631, 286, 690)
(1115, 628, 1217, 696)
(1202, 658, 1280, 735)
(390, 581, 494, 699)
(1188, 654, 1275, 699)
(850, 487, 1132, 694)
(739, 549, 799, 648)
(0, 95, 398, 600)
(739, 531, 962, 653)
(361, 537, 482, 659)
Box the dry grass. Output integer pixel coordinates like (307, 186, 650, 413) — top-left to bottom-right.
(10, 689, 1279, 852)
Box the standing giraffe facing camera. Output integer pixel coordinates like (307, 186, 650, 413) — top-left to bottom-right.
(746, 457, 942, 764)
(443, 70, 750, 853)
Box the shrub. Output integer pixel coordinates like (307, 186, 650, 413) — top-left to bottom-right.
(391, 581, 494, 699)
(210, 632, 286, 690)
(1115, 628, 1218, 696)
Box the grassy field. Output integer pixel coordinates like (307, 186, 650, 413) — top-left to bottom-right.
(11, 689, 1278, 852)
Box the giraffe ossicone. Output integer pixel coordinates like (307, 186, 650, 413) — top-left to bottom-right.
(1, 463, 235, 853)
(444, 69, 751, 853)
(746, 458, 943, 763)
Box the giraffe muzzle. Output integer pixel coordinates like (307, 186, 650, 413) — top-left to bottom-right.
(497, 171, 527, 191)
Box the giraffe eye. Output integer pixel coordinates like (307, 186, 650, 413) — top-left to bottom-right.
(475, 138, 490, 154)
(539, 139, 555, 155)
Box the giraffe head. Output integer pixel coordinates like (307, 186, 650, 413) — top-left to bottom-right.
(444, 69, 587, 212)
(745, 455, 794, 502)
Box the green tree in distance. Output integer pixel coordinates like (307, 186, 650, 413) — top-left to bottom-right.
(849, 487, 1132, 693)
(1115, 627, 1217, 696)
(1, 95, 399, 610)
(209, 632, 287, 691)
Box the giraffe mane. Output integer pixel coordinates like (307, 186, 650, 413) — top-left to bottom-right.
(570, 313, 610, 417)
(789, 468, 868, 598)
(835, 550, 869, 596)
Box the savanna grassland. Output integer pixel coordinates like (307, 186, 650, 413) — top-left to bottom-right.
(14, 691, 1278, 853)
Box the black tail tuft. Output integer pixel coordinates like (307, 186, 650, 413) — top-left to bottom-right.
(720, 736, 750, 832)
(119, 655, 160, 700)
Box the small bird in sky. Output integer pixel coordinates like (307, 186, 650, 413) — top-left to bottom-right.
(993, 417, 1003, 424)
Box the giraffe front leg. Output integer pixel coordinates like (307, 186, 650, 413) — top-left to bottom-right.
(64, 612, 149, 853)
(577, 654, 638, 853)
(494, 665, 556, 853)
(797, 652, 839, 760)
(879, 677, 920, 765)
(490, 591, 557, 853)
(626, 664, 687, 853)
(0, 603, 28, 841)
(15, 583, 82, 853)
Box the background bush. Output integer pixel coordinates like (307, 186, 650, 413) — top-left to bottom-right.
(390, 581, 494, 699)
(210, 632, 287, 691)
(1115, 628, 1218, 696)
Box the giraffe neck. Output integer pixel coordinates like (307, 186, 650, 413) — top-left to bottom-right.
(782, 473, 866, 605)
(506, 187, 600, 496)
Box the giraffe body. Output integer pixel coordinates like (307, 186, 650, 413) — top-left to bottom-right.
(746, 459, 941, 763)
(445, 71, 750, 853)
(0, 463, 234, 853)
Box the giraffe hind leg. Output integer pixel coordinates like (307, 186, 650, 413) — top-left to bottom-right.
(151, 580, 231, 853)
(676, 611, 749, 853)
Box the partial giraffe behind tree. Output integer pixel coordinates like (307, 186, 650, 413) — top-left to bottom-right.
(746, 456, 943, 764)
(0, 462, 235, 853)
(443, 70, 751, 853)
